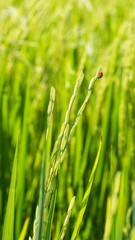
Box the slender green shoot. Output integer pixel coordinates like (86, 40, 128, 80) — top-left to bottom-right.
(2, 131, 20, 240)
(71, 135, 102, 240)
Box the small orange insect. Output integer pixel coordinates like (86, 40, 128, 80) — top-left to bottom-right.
(98, 72, 103, 78)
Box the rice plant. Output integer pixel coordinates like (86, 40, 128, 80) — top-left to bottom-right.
(0, 0, 135, 239)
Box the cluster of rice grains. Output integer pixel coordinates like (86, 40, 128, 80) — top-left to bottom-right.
(29, 67, 103, 240)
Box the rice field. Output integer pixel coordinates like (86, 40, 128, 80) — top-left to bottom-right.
(0, 0, 135, 239)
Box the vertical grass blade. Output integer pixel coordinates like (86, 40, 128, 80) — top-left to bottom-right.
(16, 74, 30, 239)
(19, 217, 30, 240)
(0, 46, 9, 237)
(44, 188, 57, 240)
(103, 172, 121, 240)
(2, 131, 19, 240)
(36, 151, 45, 240)
(71, 136, 102, 240)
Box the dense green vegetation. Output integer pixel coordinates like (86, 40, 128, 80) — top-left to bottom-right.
(0, 0, 135, 239)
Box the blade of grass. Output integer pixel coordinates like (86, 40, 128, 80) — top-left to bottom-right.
(0, 45, 8, 236)
(44, 188, 57, 240)
(16, 72, 31, 239)
(36, 151, 45, 240)
(71, 135, 102, 240)
(103, 172, 121, 240)
(2, 131, 20, 240)
(19, 217, 30, 240)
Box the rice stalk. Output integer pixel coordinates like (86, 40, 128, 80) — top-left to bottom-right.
(41, 66, 102, 239)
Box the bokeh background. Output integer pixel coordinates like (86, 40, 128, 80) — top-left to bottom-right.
(0, 0, 135, 239)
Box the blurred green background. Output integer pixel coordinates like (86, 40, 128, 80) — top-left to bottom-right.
(0, 0, 135, 239)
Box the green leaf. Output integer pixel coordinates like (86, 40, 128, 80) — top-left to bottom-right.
(36, 151, 45, 240)
(44, 188, 57, 240)
(71, 136, 102, 240)
(2, 132, 20, 240)
(16, 75, 30, 239)
(18, 217, 30, 240)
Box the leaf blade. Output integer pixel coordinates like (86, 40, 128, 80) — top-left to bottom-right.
(71, 136, 102, 240)
(2, 132, 19, 240)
